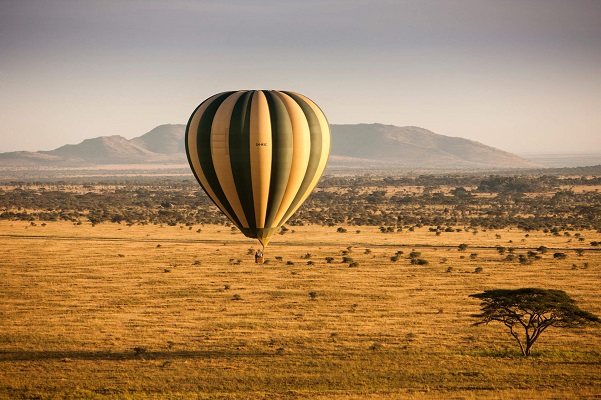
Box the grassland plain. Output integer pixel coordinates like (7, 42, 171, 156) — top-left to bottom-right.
(0, 221, 600, 399)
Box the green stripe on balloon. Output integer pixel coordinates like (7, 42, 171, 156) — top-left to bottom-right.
(279, 91, 324, 224)
(229, 91, 256, 231)
(263, 91, 293, 229)
(196, 92, 243, 229)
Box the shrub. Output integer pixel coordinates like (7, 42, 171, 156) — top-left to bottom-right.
(349, 261, 360, 268)
(518, 255, 532, 265)
(553, 252, 567, 260)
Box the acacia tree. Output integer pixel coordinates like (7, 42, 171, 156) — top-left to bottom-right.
(469, 288, 600, 356)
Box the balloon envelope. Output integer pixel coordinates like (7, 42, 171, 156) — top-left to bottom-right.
(185, 90, 331, 247)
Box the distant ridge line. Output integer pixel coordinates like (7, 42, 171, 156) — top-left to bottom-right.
(0, 123, 548, 169)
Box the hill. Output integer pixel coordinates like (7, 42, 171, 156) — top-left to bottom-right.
(130, 124, 186, 155)
(0, 123, 543, 169)
(330, 124, 541, 169)
(41, 135, 169, 164)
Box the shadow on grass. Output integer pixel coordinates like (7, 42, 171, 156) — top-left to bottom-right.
(0, 349, 274, 362)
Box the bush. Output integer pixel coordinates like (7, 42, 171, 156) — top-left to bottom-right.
(518, 255, 532, 265)
(349, 261, 360, 268)
(553, 252, 567, 260)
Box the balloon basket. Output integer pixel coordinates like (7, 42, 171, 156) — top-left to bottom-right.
(255, 256, 264, 264)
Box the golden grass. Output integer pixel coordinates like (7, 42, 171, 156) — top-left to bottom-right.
(1, 221, 600, 399)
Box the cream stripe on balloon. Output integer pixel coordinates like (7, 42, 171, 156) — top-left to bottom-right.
(278, 92, 331, 222)
(187, 93, 239, 226)
(271, 91, 311, 226)
(210, 91, 249, 228)
(249, 91, 272, 228)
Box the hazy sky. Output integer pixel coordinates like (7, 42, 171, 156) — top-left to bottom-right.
(1, 0, 600, 154)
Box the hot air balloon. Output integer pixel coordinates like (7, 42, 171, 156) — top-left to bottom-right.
(185, 90, 331, 249)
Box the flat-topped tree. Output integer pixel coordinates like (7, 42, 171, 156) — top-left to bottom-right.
(469, 288, 600, 356)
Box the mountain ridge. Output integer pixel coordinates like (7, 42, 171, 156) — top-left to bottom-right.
(0, 123, 543, 169)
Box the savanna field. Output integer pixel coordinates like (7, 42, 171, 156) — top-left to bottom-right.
(1, 173, 600, 399)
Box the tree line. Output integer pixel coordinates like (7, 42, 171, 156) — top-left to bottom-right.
(1, 173, 600, 232)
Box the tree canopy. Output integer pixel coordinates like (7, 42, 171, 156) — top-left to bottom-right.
(469, 288, 600, 356)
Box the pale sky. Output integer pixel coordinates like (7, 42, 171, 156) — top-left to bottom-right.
(1, 0, 600, 154)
